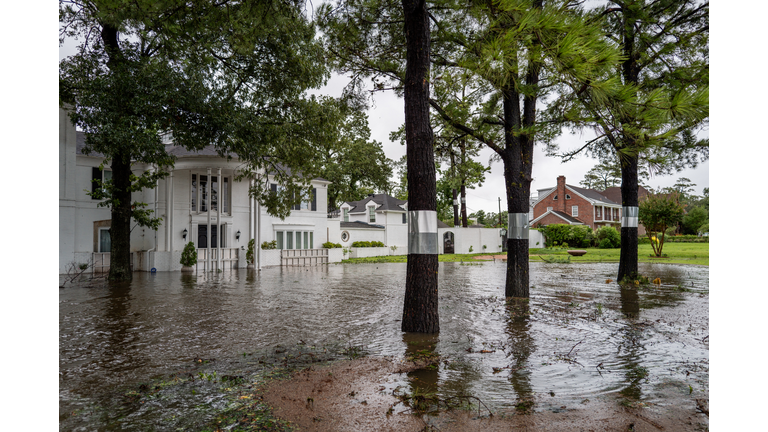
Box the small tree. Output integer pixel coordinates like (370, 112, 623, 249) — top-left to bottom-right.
(638, 193, 685, 257)
(180, 242, 198, 268)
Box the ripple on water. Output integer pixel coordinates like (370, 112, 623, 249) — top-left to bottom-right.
(60, 261, 708, 425)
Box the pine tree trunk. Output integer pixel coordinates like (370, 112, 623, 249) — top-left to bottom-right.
(504, 150, 531, 298)
(460, 182, 467, 227)
(108, 152, 133, 282)
(618, 155, 638, 281)
(401, 0, 438, 333)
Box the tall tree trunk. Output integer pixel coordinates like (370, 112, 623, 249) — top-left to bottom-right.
(617, 6, 640, 282)
(109, 151, 133, 281)
(102, 23, 133, 282)
(401, 0, 438, 333)
(618, 154, 638, 281)
(460, 181, 467, 227)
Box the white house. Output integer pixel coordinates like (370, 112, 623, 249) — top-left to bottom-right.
(59, 108, 332, 274)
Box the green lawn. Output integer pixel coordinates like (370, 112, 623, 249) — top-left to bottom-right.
(340, 242, 708, 266)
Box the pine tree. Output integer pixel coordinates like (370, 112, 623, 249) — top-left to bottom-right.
(548, 0, 708, 281)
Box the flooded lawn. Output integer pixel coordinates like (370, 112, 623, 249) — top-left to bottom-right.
(59, 262, 708, 431)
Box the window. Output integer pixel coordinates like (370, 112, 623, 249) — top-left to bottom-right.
(286, 231, 294, 249)
(192, 174, 229, 213)
(343, 208, 349, 222)
(402, 213, 407, 224)
(572, 206, 578, 217)
(596, 207, 602, 219)
(98, 228, 111, 252)
(369, 206, 376, 223)
(304, 232, 309, 249)
(553, 195, 558, 200)
(296, 231, 302, 249)
(276, 231, 284, 249)
(91, 167, 112, 199)
(566, 194, 571, 200)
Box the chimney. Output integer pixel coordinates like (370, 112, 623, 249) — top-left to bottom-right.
(556, 176, 566, 212)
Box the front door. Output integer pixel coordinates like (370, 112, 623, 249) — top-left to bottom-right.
(443, 232, 454, 254)
(197, 225, 218, 248)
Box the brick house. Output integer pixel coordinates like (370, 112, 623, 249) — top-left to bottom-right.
(531, 175, 649, 235)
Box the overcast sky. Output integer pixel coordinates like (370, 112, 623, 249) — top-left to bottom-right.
(56, 7, 709, 215)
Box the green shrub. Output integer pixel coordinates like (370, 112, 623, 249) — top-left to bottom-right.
(261, 240, 277, 250)
(697, 223, 709, 235)
(351, 241, 385, 248)
(540, 224, 594, 248)
(595, 226, 620, 248)
(180, 242, 198, 267)
(665, 226, 678, 237)
(322, 241, 342, 248)
(246, 239, 255, 264)
(371, 241, 385, 247)
(598, 238, 614, 249)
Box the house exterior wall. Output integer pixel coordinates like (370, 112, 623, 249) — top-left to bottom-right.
(533, 188, 594, 227)
(59, 108, 330, 273)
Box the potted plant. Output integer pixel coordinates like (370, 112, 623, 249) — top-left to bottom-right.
(180, 242, 197, 272)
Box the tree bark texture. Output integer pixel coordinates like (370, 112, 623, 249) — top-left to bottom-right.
(452, 188, 459, 226)
(617, 6, 640, 282)
(618, 154, 639, 281)
(102, 23, 134, 282)
(109, 152, 134, 282)
(460, 182, 467, 227)
(401, 0, 438, 333)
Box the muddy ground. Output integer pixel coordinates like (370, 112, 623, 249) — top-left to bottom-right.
(263, 357, 708, 432)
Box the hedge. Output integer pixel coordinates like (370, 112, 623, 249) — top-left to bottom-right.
(351, 241, 385, 247)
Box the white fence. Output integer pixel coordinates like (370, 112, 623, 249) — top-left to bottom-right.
(281, 249, 329, 266)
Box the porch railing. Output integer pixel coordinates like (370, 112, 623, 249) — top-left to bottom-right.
(281, 248, 329, 266)
(196, 247, 240, 272)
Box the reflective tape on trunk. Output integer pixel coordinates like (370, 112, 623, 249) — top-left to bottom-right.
(408, 210, 438, 254)
(507, 213, 530, 239)
(622, 206, 639, 228)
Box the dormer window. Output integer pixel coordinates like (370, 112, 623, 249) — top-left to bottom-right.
(368, 206, 376, 223)
(343, 208, 349, 222)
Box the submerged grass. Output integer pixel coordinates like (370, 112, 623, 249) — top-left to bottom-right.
(341, 243, 708, 266)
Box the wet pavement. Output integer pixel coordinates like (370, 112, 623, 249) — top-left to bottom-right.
(59, 261, 708, 430)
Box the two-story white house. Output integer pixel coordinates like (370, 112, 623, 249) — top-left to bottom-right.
(59, 108, 332, 274)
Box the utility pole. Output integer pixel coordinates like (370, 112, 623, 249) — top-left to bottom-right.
(498, 197, 502, 226)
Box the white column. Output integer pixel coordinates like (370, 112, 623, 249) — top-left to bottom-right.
(207, 168, 212, 273)
(165, 171, 172, 251)
(249, 178, 254, 243)
(256, 200, 261, 271)
(168, 171, 174, 252)
(217, 168, 222, 271)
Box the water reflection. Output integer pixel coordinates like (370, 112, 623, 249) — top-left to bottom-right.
(60, 262, 708, 429)
(505, 298, 535, 413)
(403, 332, 439, 393)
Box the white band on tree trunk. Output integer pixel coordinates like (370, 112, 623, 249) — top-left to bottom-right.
(453, 200, 459, 206)
(507, 213, 530, 239)
(622, 206, 639, 228)
(408, 210, 438, 254)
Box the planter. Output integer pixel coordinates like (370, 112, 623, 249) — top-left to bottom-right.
(247, 263, 255, 269)
(567, 250, 587, 257)
(181, 266, 195, 272)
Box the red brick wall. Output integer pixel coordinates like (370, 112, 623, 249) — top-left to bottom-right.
(533, 184, 595, 228)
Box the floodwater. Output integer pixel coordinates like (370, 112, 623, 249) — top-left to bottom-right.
(59, 261, 708, 430)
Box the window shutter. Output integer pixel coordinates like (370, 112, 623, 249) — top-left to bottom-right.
(311, 188, 317, 211)
(91, 167, 101, 199)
